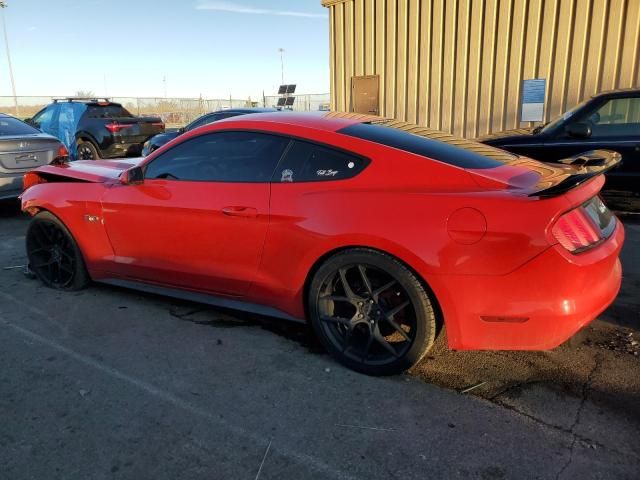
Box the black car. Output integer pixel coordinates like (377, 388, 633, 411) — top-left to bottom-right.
(26, 98, 165, 160)
(142, 107, 279, 155)
(478, 89, 640, 197)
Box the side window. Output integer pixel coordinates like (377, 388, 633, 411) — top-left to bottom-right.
(144, 131, 290, 182)
(31, 105, 57, 130)
(584, 97, 640, 137)
(274, 140, 369, 183)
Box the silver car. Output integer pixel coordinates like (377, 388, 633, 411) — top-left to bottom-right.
(0, 113, 67, 200)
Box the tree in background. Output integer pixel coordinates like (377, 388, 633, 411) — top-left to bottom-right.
(74, 90, 95, 98)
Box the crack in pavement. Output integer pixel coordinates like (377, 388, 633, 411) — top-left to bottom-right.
(490, 394, 606, 450)
(554, 352, 603, 480)
(485, 355, 640, 464)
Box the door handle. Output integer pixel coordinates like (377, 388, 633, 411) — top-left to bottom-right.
(222, 206, 258, 218)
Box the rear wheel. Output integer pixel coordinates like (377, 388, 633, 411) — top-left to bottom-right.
(76, 140, 99, 160)
(26, 211, 90, 291)
(308, 248, 436, 375)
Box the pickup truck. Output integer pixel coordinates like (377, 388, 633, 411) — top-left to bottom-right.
(26, 98, 165, 160)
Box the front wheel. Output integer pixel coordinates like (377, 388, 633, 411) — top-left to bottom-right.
(26, 211, 90, 291)
(308, 248, 437, 375)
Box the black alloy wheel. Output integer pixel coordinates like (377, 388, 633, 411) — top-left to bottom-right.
(76, 140, 99, 160)
(309, 249, 436, 375)
(26, 211, 90, 291)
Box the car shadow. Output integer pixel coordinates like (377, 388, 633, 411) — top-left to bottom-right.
(0, 199, 21, 218)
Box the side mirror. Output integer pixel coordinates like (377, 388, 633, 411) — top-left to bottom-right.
(178, 126, 186, 134)
(24, 117, 32, 124)
(120, 166, 144, 185)
(566, 122, 592, 139)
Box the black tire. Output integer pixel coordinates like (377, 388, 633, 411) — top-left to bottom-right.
(76, 139, 100, 160)
(308, 248, 436, 375)
(26, 211, 90, 291)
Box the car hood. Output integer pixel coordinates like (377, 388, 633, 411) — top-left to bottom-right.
(476, 127, 534, 143)
(32, 157, 144, 183)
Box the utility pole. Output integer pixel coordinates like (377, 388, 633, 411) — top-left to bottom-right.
(278, 48, 285, 85)
(0, 2, 18, 116)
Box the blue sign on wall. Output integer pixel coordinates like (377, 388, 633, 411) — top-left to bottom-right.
(521, 79, 546, 122)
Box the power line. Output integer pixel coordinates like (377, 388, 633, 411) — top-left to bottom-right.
(0, 1, 18, 115)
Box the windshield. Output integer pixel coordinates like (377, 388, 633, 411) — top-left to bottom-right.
(538, 98, 591, 133)
(0, 116, 40, 136)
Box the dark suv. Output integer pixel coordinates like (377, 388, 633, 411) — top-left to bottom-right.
(478, 89, 640, 199)
(27, 98, 165, 160)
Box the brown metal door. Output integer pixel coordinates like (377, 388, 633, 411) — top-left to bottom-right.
(351, 75, 379, 115)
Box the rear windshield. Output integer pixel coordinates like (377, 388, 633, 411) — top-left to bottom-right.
(86, 105, 133, 119)
(338, 119, 517, 169)
(0, 116, 40, 136)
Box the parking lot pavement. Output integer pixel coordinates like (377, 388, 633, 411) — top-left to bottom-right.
(1, 201, 639, 480)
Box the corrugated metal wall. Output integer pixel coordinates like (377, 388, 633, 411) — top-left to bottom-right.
(322, 0, 640, 138)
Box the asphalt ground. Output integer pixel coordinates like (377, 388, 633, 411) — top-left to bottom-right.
(1, 199, 638, 479)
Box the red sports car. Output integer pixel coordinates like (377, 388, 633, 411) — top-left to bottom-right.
(20, 112, 624, 375)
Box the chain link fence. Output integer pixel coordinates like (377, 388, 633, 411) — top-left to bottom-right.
(263, 93, 330, 112)
(0, 94, 331, 127)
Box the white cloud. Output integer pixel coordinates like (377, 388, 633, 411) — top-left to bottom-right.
(195, 1, 326, 18)
(27, 26, 38, 31)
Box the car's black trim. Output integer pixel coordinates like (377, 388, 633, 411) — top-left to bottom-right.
(99, 278, 306, 323)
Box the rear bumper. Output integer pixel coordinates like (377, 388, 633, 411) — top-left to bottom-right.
(430, 220, 625, 350)
(0, 173, 23, 200)
(102, 142, 145, 158)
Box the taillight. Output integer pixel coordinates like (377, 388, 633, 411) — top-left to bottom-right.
(53, 144, 69, 164)
(105, 122, 134, 133)
(57, 144, 69, 157)
(23, 172, 47, 192)
(552, 205, 603, 253)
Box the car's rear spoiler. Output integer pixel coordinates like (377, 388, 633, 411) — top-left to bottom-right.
(529, 150, 621, 198)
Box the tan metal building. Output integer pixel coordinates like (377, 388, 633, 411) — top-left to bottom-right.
(321, 0, 640, 138)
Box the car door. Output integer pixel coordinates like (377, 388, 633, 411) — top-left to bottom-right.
(29, 104, 59, 137)
(100, 130, 291, 296)
(544, 96, 640, 192)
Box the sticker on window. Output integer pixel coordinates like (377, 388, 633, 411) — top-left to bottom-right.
(281, 169, 294, 182)
(317, 169, 339, 177)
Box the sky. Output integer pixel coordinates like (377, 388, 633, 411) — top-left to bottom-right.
(0, 0, 329, 100)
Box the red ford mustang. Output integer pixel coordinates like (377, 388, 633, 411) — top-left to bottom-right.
(20, 112, 624, 375)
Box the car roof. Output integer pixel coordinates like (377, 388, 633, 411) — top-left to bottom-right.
(210, 107, 279, 114)
(216, 112, 518, 164)
(217, 111, 379, 132)
(592, 88, 640, 99)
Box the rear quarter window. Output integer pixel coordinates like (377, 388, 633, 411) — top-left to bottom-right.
(275, 140, 369, 183)
(338, 120, 516, 169)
